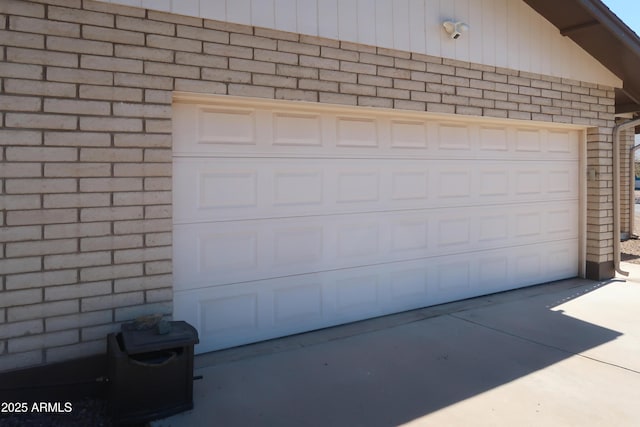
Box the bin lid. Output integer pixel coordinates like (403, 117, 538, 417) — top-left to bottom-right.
(120, 321, 199, 354)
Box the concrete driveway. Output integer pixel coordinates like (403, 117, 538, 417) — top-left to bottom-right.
(153, 263, 640, 427)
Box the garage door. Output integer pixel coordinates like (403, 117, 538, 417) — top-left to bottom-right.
(172, 95, 581, 354)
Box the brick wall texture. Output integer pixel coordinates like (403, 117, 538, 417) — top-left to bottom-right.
(0, 0, 617, 371)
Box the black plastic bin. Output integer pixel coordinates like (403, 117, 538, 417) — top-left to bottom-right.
(107, 320, 199, 425)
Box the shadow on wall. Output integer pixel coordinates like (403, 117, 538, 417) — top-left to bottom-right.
(167, 280, 622, 427)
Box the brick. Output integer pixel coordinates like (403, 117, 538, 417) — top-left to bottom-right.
(5, 113, 77, 130)
(9, 16, 78, 37)
(174, 79, 227, 94)
(145, 90, 172, 104)
(46, 281, 112, 302)
(81, 323, 120, 341)
(0, 195, 41, 210)
(6, 239, 77, 258)
(321, 46, 357, 62)
(339, 83, 375, 96)
(319, 92, 357, 106)
(80, 177, 143, 192)
(299, 79, 338, 92)
(147, 34, 202, 53)
(426, 103, 455, 114)
(377, 87, 410, 99)
(0, 130, 40, 148)
(114, 218, 171, 234)
(203, 42, 252, 59)
(79, 117, 142, 132)
(81, 206, 143, 222)
(114, 102, 171, 119)
(358, 96, 393, 108)
(114, 246, 170, 264)
(144, 149, 171, 163)
(0, 225, 41, 243)
(203, 18, 251, 34)
(0, 1, 45, 18)
(426, 63, 455, 75)
(114, 274, 172, 293)
(146, 288, 172, 303)
(0, 257, 42, 275)
(299, 34, 339, 48)
(228, 33, 274, 50)
(230, 58, 276, 74)
(254, 27, 297, 41)
(276, 64, 318, 79)
(394, 79, 425, 91)
(300, 55, 339, 70)
(378, 66, 415, 80)
(9, 330, 78, 353)
(0, 320, 43, 341)
(47, 67, 113, 86)
(114, 163, 171, 177)
(358, 52, 393, 66)
(395, 58, 425, 71)
(145, 260, 171, 275)
(147, 9, 201, 26)
(47, 36, 113, 56)
(145, 232, 171, 247)
(176, 25, 227, 43)
(113, 191, 171, 206)
(6, 208, 77, 225)
(48, 5, 113, 27)
(45, 131, 110, 147)
(376, 46, 408, 57)
(0, 351, 43, 371)
(175, 51, 227, 68)
(0, 163, 42, 177)
(144, 177, 171, 191)
(80, 147, 142, 162)
(43, 192, 110, 207)
(228, 84, 274, 99)
(81, 55, 142, 73)
(0, 63, 43, 79)
(5, 79, 75, 97)
(7, 47, 78, 67)
(116, 15, 174, 35)
(44, 162, 111, 177)
(318, 69, 356, 83)
(45, 251, 111, 270)
(114, 134, 171, 148)
(47, 340, 106, 363)
(114, 44, 173, 63)
(80, 264, 143, 282)
(144, 61, 199, 79)
(0, 95, 41, 112)
(0, 289, 42, 309)
(253, 74, 297, 88)
(114, 72, 173, 90)
(256, 49, 299, 65)
(340, 61, 376, 75)
(45, 310, 111, 332)
(6, 146, 77, 162)
(78, 85, 141, 102)
(0, 29, 44, 49)
(44, 99, 110, 116)
(82, 25, 145, 46)
(426, 83, 455, 95)
(44, 222, 110, 239)
(201, 68, 250, 83)
(81, 235, 142, 252)
(8, 300, 79, 322)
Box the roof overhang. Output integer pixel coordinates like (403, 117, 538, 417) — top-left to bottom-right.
(523, 0, 640, 115)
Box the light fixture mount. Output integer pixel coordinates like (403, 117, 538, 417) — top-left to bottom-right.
(443, 20, 469, 39)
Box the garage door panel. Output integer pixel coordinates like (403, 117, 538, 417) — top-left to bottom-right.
(174, 239, 578, 353)
(173, 103, 580, 161)
(173, 158, 578, 223)
(173, 201, 577, 291)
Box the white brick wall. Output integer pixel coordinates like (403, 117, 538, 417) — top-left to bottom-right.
(0, 0, 616, 371)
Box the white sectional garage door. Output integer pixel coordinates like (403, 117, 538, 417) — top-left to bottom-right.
(172, 95, 581, 354)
